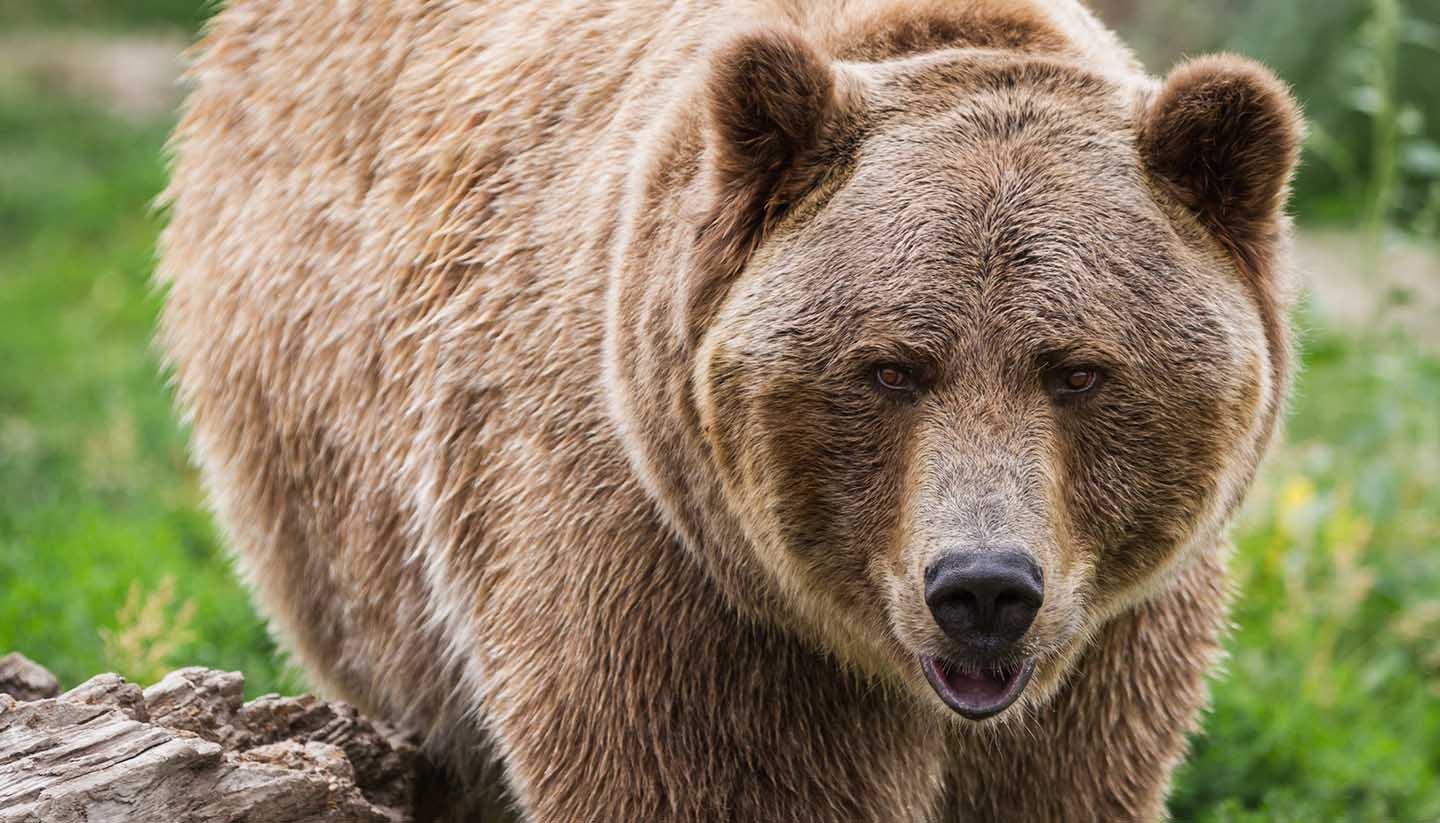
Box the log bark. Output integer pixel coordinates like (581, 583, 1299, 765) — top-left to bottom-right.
(0, 658, 458, 823)
(0, 655, 58, 703)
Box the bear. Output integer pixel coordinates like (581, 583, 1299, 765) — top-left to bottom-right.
(156, 0, 1301, 820)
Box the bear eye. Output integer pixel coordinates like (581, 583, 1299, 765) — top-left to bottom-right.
(1045, 365, 1105, 401)
(874, 364, 918, 394)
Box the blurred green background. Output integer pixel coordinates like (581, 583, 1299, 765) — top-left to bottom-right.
(1, 1, 1437, 820)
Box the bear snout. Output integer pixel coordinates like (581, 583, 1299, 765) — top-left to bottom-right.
(923, 549, 1044, 656)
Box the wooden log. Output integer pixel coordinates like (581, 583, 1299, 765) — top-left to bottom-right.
(0, 658, 431, 823)
(0, 654, 59, 703)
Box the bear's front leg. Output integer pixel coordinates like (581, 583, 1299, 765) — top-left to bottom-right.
(941, 551, 1230, 822)
(478, 542, 948, 823)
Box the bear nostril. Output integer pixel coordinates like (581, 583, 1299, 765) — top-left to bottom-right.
(924, 550, 1044, 648)
(994, 590, 1023, 614)
(994, 589, 1039, 615)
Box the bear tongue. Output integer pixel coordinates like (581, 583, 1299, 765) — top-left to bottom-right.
(941, 663, 1012, 705)
(919, 655, 1035, 720)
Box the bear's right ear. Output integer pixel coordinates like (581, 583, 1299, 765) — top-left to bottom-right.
(1138, 55, 1303, 281)
(690, 28, 849, 331)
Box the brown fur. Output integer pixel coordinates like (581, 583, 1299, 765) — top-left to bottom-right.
(158, 1, 1302, 820)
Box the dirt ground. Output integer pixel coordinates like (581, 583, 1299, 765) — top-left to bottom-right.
(0, 31, 189, 121)
(1295, 230, 1440, 349)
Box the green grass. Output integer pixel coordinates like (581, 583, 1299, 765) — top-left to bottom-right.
(0, 0, 210, 31)
(1172, 325, 1440, 822)
(0, 88, 300, 696)
(1, 6, 1438, 820)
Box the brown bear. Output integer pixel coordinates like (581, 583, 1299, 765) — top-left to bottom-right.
(157, 0, 1301, 820)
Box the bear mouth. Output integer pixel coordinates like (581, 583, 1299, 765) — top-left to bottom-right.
(919, 655, 1036, 720)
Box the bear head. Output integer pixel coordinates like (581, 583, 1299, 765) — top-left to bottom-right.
(607, 22, 1301, 723)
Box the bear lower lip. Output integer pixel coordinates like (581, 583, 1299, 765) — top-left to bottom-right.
(919, 655, 1036, 720)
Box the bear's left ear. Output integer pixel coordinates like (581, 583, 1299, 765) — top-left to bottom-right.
(689, 27, 853, 332)
(1139, 55, 1303, 277)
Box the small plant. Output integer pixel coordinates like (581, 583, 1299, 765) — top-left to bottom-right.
(99, 574, 197, 685)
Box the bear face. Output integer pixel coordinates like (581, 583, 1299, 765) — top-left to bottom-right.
(609, 29, 1299, 724)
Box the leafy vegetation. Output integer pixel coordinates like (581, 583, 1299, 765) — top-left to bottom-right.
(1, 1, 1437, 820)
(1111, 0, 1440, 235)
(1173, 324, 1440, 822)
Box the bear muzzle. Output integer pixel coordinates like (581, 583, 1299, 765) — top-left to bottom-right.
(918, 550, 1044, 720)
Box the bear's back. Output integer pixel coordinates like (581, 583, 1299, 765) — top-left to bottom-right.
(158, 0, 673, 733)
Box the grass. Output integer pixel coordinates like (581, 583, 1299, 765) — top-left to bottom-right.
(1, 5, 1437, 820)
(1173, 325, 1440, 822)
(0, 87, 300, 696)
(0, 0, 210, 31)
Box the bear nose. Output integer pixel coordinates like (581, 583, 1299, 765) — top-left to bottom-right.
(924, 550, 1044, 650)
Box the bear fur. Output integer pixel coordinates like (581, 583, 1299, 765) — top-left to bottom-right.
(157, 0, 1301, 820)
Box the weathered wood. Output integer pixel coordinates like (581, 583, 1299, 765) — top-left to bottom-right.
(0, 658, 433, 823)
(0, 654, 59, 703)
